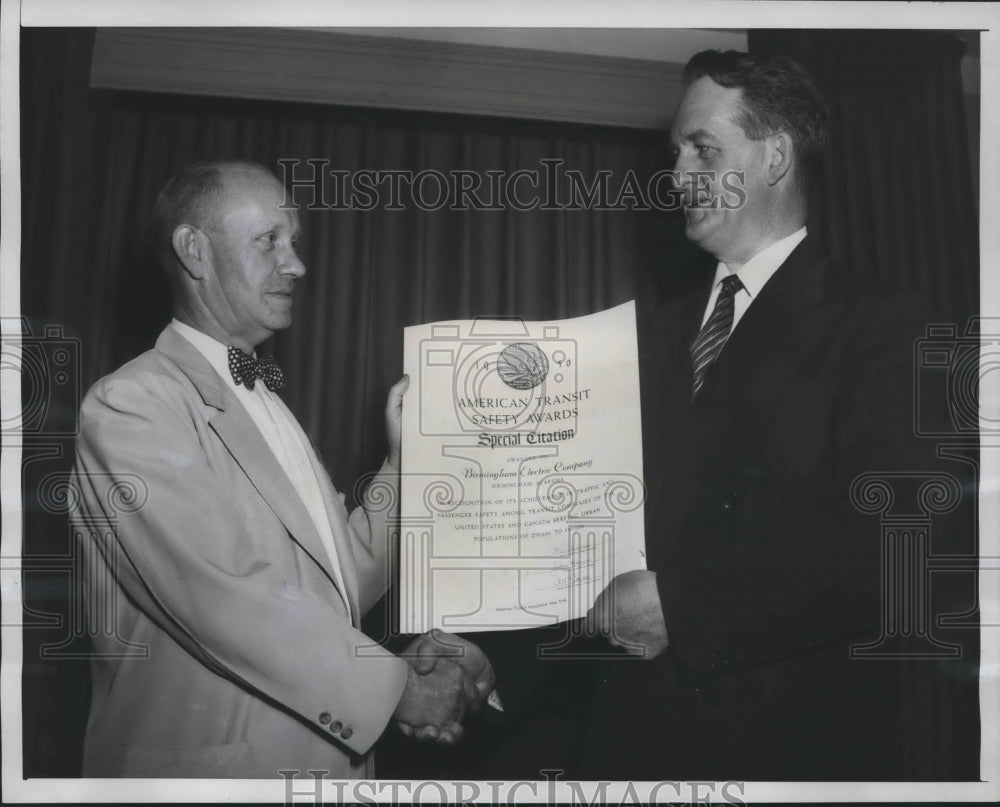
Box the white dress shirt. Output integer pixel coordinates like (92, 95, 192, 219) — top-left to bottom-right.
(170, 319, 352, 619)
(699, 226, 808, 333)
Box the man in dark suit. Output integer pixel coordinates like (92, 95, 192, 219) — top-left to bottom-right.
(581, 50, 978, 780)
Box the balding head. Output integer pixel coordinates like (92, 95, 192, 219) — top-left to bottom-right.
(151, 160, 272, 278)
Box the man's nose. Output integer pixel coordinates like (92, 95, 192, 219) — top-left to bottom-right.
(672, 150, 699, 185)
(671, 161, 695, 202)
(280, 247, 307, 278)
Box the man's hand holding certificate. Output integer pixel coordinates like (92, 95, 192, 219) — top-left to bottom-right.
(399, 301, 646, 634)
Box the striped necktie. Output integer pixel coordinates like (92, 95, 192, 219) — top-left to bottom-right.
(690, 274, 743, 398)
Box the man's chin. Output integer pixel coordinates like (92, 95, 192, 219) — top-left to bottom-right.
(684, 210, 716, 245)
(264, 297, 295, 328)
(262, 313, 294, 334)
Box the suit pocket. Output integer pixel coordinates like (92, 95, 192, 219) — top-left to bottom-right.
(113, 739, 253, 777)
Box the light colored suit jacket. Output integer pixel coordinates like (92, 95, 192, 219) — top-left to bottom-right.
(70, 326, 408, 778)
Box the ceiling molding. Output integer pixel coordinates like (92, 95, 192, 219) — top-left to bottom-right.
(309, 27, 749, 64)
(90, 28, 688, 130)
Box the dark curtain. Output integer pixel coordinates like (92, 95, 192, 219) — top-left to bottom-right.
(749, 29, 981, 779)
(748, 29, 979, 325)
(19, 27, 680, 777)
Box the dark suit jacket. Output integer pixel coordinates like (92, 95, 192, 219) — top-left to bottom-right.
(578, 234, 979, 780)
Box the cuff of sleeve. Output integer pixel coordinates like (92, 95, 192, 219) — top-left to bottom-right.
(326, 646, 409, 756)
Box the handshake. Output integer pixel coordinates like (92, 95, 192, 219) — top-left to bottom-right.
(391, 629, 496, 744)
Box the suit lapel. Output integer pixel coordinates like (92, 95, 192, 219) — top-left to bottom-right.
(645, 288, 708, 427)
(639, 284, 712, 530)
(154, 328, 349, 610)
(698, 234, 830, 399)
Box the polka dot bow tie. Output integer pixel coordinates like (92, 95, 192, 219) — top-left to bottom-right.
(227, 346, 286, 392)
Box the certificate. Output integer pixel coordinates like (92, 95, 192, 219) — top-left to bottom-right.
(399, 301, 645, 633)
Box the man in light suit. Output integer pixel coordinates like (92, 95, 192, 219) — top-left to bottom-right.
(71, 160, 493, 778)
(582, 50, 978, 779)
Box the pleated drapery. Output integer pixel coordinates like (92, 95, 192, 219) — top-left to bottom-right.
(749, 29, 979, 325)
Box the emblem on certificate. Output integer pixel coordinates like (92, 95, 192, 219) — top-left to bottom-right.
(496, 342, 549, 390)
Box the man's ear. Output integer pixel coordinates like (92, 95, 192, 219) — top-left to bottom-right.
(765, 132, 794, 186)
(171, 224, 209, 280)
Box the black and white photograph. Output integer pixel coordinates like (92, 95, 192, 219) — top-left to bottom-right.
(1, 1, 997, 803)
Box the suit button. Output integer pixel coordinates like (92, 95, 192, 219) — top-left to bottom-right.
(330, 720, 343, 733)
(318, 712, 332, 725)
(721, 492, 738, 511)
(341, 727, 353, 740)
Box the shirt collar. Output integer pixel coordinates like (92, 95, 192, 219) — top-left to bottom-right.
(169, 318, 248, 396)
(711, 226, 808, 298)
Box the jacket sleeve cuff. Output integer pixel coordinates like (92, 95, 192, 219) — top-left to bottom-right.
(317, 643, 409, 756)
